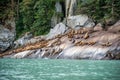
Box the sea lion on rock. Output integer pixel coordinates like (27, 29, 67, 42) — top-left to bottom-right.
(84, 32, 89, 39)
(101, 42, 112, 47)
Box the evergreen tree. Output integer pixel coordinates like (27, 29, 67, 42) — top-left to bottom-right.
(76, 0, 120, 25)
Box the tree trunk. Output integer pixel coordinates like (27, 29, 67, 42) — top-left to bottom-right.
(11, 0, 15, 19)
(16, 0, 19, 20)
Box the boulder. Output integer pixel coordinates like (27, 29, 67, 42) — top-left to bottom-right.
(27, 36, 45, 44)
(46, 23, 67, 39)
(14, 32, 33, 48)
(113, 20, 120, 26)
(108, 20, 120, 32)
(12, 50, 34, 59)
(57, 46, 109, 60)
(0, 25, 15, 53)
(94, 23, 103, 31)
(67, 15, 95, 29)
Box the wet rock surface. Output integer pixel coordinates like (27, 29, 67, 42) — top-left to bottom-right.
(0, 21, 120, 60)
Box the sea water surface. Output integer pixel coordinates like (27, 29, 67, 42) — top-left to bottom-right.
(0, 59, 120, 80)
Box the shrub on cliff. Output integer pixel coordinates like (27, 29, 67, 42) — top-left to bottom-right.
(75, 0, 120, 26)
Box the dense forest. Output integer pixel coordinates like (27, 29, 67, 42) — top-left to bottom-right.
(0, 0, 120, 38)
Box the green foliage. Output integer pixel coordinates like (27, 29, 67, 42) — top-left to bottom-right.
(0, 0, 14, 20)
(11, 0, 65, 38)
(31, 0, 54, 36)
(76, 0, 120, 24)
(20, 0, 35, 31)
(16, 0, 59, 37)
(1, 0, 119, 39)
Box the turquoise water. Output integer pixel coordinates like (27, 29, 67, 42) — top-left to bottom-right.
(0, 59, 120, 80)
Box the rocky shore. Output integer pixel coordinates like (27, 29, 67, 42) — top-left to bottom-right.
(0, 16, 120, 60)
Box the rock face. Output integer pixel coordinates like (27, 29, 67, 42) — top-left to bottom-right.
(55, 1, 62, 13)
(12, 50, 34, 59)
(67, 15, 95, 29)
(108, 20, 120, 32)
(1, 19, 120, 60)
(94, 23, 103, 31)
(0, 25, 15, 53)
(1, 24, 120, 60)
(66, 0, 77, 17)
(46, 23, 67, 39)
(14, 32, 33, 48)
(51, 1, 62, 28)
(57, 46, 109, 59)
(113, 20, 120, 26)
